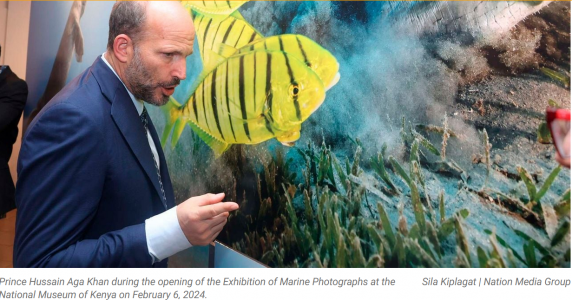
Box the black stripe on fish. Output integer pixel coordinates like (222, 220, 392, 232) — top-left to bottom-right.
(296, 36, 311, 67)
(202, 77, 211, 132)
(202, 18, 213, 57)
(239, 55, 251, 141)
(278, 36, 284, 52)
(248, 32, 257, 43)
(282, 52, 301, 121)
(225, 61, 237, 142)
(195, 15, 203, 30)
(226, 1, 230, 8)
(234, 24, 246, 47)
(214, 1, 218, 8)
(221, 19, 236, 44)
(192, 93, 198, 121)
(210, 19, 224, 53)
(211, 67, 224, 140)
(253, 51, 257, 114)
(264, 114, 274, 135)
(265, 52, 273, 119)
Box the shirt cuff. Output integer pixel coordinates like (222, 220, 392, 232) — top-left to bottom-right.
(145, 207, 192, 262)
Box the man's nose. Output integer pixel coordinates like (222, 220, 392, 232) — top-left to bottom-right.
(173, 58, 187, 81)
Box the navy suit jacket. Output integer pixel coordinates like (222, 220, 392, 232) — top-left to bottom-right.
(14, 57, 176, 267)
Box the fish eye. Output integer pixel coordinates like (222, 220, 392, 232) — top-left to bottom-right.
(290, 84, 300, 96)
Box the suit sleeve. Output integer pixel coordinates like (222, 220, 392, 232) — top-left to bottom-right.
(0, 80, 28, 131)
(13, 102, 153, 267)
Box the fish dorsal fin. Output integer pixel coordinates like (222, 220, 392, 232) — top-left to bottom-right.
(183, 51, 227, 104)
(186, 120, 230, 158)
(230, 10, 246, 21)
(192, 8, 264, 68)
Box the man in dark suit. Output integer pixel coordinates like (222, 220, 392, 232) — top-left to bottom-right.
(14, 1, 238, 267)
(0, 44, 28, 219)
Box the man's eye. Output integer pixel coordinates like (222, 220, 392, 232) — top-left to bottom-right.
(163, 53, 174, 58)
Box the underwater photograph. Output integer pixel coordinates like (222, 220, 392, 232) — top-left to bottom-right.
(155, 1, 571, 268)
(22, 1, 571, 268)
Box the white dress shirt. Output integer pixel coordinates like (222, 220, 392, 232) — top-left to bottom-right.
(101, 53, 191, 263)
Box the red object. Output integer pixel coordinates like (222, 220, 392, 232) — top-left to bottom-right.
(546, 107, 571, 159)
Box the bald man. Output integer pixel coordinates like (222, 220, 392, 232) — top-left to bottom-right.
(14, 1, 238, 267)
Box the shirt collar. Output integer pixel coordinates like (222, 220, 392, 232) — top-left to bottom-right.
(101, 53, 145, 116)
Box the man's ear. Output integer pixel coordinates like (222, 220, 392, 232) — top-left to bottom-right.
(113, 34, 133, 63)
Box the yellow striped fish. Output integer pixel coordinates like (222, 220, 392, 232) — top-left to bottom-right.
(190, 10, 339, 91)
(162, 50, 326, 157)
(236, 34, 340, 91)
(182, 1, 248, 16)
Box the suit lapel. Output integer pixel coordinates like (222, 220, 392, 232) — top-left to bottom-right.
(91, 56, 166, 209)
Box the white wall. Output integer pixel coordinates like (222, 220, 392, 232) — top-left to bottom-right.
(2, 1, 31, 183)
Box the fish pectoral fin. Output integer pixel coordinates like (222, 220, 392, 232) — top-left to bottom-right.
(187, 121, 230, 158)
(276, 129, 301, 146)
(214, 42, 238, 58)
(202, 50, 227, 74)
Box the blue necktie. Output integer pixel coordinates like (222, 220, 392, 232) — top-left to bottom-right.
(140, 107, 167, 209)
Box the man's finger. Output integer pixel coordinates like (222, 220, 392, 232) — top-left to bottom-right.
(208, 211, 229, 221)
(191, 193, 225, 207)
(197, 201, 239, 219)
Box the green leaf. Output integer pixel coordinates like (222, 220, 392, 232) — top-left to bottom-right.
(548, 99, 560, 108)
(426, 221, 442, 257)
(370, 153, 399, 193)
(410, 182, 426, 233)
(477, 247, 489, 268)
(555, 189, 571, 218)
(410, 139, 420, 163)
(377, 203, 396, 248)
(390, 156, 412, 186)
(535, 166, 561, 203)
(454, 216, 471, 266)
(517, 166, 537, 202)
(551, 220, 570, 247)
(514, 230, 550, 256)
(408, 224, 421, 240)
(523, 241, 537, 268)
(413, 131, 440, 156)
(367, 225, 383, 252)
(540, 67, 570, 88)
(537, 122, 552, 144)
(538, 255, 557, 267)
(332, 156, 347, 190)
(483, 229, 526, 264)
(394, 234, 406, 267)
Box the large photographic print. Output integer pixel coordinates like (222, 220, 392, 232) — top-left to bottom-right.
(24, 1, 571, 268)
(159, 1, 570, 268)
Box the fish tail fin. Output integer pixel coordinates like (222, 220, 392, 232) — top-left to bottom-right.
(160, 97, 183, 147)
(187, 121, 231, 158)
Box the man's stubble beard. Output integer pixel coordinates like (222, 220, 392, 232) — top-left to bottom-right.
(124, 47, 180, 106)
